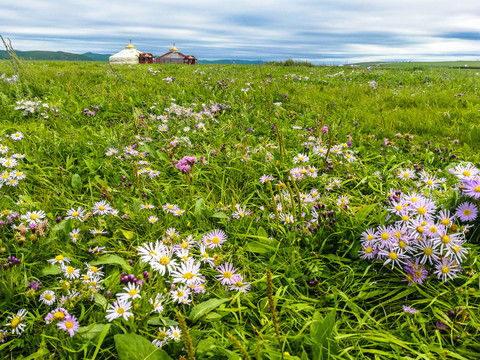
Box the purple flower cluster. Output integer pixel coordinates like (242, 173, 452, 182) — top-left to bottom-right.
(2, 256, 21, 270)
(120, 272, 147, 286)
(82, 106, 99, 116)
(175, 156, 197, 174)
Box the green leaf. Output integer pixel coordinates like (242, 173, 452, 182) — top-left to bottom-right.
(244, 240, 276, 254)
(189, 298, 230, 323)
(41, 265, 62, 276)
(120, 228, 135, 240)
(91, 323, 111, 360)
(257, 226, 269, 238)
(211, 211, 228, 219)
(147, 317, 178, 326)
(77, 323, 107, 340)
(194, 198, 205, 217)
(311, 310, 338, 360)
(354, 204, 377, 223)
(114, 333, 173, 360)
(71, 173, 82, 193)
(91, 254, 133, 272)
(94, 293, 108, 309)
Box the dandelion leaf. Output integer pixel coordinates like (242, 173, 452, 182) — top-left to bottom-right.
(189, 297, 230, 323)
(311, 310, 338, 360)
(114, 333, 172, 360)
(91, 254, 133, 272)
(71, 173, 82, 193)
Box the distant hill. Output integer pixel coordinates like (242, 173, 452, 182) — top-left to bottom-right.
(0, 50, 113, 61)
(0, 50, 94, 61)
(82, 52, 111, 61)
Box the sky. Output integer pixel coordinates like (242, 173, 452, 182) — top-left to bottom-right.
(1, 0, 480, 64)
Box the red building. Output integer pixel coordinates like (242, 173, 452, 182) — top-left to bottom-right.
(139, 53, 155, 64)
(155, 44, 197, 65)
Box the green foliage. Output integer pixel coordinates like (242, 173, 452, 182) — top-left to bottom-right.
(114, 333, 173, 360)
(0, 59, 479, 360)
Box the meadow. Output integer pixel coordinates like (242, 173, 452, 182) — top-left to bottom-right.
(0, 58, 480, 359)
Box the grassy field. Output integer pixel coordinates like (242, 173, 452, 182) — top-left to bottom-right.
(1, 59, 480, 359)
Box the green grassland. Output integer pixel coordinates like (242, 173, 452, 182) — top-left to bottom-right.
(0, 59, 480, 359)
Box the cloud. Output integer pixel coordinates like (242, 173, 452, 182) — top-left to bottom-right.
(1, 0, 480, 62)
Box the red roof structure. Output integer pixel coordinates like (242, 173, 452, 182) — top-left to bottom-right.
(155, 44, 197, 65)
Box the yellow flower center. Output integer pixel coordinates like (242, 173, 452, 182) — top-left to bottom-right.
(441, 219, 450, 226)
(98, 206, 105, 211)
(441, 235, 450, 244)
(424, 248, 432, 256)
(91, 266, 98, 273)
(72, 211, 79, 217)
(411, 197, 418, 203)
(462, 170, 471, 177)
(381, 233, 389, 240)
(55, 255, 64, 261)
(475, 186, 480, 193)
(183, 272, 194, 279)
(403, 173, 410, 178)
(66, 266, 74, 275)
(212, 237, 220, 244)
(11, 317, 20, 328)
(417, 207, 426, 215)
(159, 256, 170, 266)
(389, 252, 398, 260)
(65, 321, 74, 329)
(399, 240, 407, 249)
(54, 311, 65, 319)
(367, 234, 374, 241)
(177, 291, 184, 297)
(235, 281, 244, 287)
(365, 247, 373, 254)
(402, 215, 409, 221)
(117, 307, 125, 314)
(181, 242, 189, 249)
(427, 180, 433, 185)
(441, 266, 450, 274)
(30, 213, 39, 220)
(45, 293, 52, 300)
(463, 209, 471, 216)
(129, 289, 138, 296)
(416, 226, 424, 234)
(223, 271, 232, 279)
(430, 226, 437, 233)
(395, 205, 402, 211)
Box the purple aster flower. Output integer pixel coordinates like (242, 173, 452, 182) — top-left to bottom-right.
(321, 126, 328, 134)
(462, 178, 480, 199)
(455, 202, 478, 222)
(434, 257, 461, 282)
(436, 321, 448, 331)
(402, 305, 419, 314)
(57, 315, 79, 337)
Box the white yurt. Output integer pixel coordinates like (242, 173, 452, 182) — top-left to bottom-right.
(109, 42, 141, 65)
